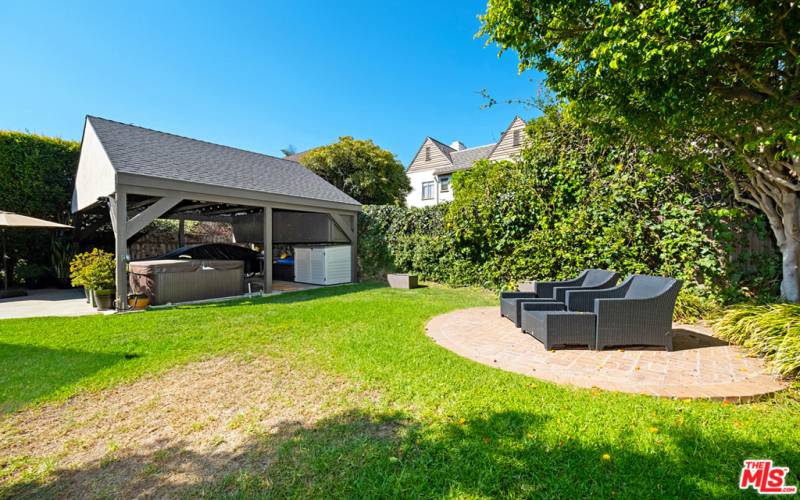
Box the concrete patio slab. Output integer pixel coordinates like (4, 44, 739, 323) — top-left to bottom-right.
(426, 307, 786, 402)
(0, 288, 99, 319)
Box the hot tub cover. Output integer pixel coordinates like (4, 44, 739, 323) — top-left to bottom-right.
(128, 259, 244, 274)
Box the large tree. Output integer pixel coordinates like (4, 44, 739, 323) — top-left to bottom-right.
(480, 1, 800, 301)
(299, 136, 411, 206)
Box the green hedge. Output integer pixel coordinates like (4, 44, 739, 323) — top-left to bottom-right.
(358, 110, 780, 304)
(0, 132, 80, 285)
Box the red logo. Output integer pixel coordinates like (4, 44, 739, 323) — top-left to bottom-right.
(739, 460, 797, 495)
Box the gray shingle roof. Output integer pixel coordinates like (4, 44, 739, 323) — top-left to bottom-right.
(87, 116, 360, 206)
(434, 144, 494, 175)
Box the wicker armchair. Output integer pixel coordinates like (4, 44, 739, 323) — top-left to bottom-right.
(565, 275, 683, 351)
(500, 269, 620, 327)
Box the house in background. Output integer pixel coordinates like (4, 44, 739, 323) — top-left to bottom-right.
(405, 116, 526, 207)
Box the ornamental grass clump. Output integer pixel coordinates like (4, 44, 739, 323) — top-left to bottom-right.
(714, 303, 800, 378)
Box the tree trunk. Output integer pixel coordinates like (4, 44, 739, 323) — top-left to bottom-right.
(724, 153, 800, 303)
(777, 192, 800, 302)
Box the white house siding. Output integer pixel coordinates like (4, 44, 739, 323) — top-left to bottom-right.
(488, 117, 527, 161)
(405, 117, 527, 207)
(71, 119, 117, 212)
(406, 170, 454, 207)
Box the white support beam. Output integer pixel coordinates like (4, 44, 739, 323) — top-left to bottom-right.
(127, 196, 182, 236)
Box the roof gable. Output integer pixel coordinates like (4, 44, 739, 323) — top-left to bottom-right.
(83, 116, 360, 207)
(407, 137, 454, 172)
(488, 116, 527, 161)
(72, 119, 117, 212)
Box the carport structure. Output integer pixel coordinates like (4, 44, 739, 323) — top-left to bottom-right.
(72, 116, 361, 310)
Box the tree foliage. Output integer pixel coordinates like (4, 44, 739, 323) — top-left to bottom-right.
(300, 136, 410, 205)
(479, 0, 800, 301)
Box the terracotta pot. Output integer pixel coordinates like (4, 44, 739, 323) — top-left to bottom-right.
(128, 295, 150, 310)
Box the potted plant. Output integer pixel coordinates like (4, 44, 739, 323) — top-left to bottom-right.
(73, 249, 116, 310)
(69, 251, 94, 303)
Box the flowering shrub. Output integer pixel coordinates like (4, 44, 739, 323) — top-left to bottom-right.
(69, 249, 115, 291)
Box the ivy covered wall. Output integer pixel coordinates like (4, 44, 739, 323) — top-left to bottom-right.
(358, 110, 780, 303)
(0, 132, 80, 286)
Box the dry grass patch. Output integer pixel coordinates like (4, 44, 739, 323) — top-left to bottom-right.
(0, 355, 376, 498)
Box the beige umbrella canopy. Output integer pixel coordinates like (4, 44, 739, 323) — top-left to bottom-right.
(0, 211, 73, 229)
(1, 211, 72, 293)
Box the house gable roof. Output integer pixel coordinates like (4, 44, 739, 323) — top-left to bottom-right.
(406, 136, 455, 173)
(84, 116, 360, 207)
(427, 137, 455, 160)
(406, 117, 526, 174)
(487, 116, 527, 160)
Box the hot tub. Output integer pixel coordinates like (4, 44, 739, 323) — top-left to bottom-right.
(128, 259, 244, 305)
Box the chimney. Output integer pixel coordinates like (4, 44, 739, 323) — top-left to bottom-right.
(450, 140, 466, 151)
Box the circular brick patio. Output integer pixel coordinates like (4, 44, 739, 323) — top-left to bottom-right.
(426, 307, 786, 402)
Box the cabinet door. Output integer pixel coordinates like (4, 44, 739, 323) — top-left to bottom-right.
(294, 248, 311, 282)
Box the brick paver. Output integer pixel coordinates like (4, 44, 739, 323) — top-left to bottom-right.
(426, 307, 786, 402)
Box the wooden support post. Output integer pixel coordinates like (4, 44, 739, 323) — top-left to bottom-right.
(351, 213, 358, 283)
(178, 218, 185, 247)
(263, 206, 272, 294)
(113, 191, 128, 311)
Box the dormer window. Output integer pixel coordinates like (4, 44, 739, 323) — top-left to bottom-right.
(425, 146, 431, 161)
(513, 129, 521, 147)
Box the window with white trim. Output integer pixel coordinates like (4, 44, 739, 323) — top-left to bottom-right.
(425, 146, 431, 161)
(439, 175, 451, 193)
(421, 181, 434, 200)
(513, 129, 521, 146)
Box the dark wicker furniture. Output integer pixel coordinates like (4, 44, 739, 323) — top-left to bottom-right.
(521, 310, 597, 350)
(565, 274, 683, 351)
(500, 269, 620, 327)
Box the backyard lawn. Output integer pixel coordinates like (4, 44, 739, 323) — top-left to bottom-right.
(0, 284, 798, 497)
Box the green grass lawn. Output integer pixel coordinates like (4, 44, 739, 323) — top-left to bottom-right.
(1, 283, 798, 497)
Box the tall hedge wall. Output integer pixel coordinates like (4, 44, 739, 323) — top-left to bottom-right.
(358, 111, 780, 302)
(0, 131, 80, 285)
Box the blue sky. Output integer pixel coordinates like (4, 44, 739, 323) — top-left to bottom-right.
(1, 1, 542, 165)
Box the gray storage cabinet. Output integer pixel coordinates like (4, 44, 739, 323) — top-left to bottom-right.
(293, 245, 352, 285)
(129, 259, 244, 305)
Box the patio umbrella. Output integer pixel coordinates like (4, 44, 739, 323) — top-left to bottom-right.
(0, 211, 72, 295)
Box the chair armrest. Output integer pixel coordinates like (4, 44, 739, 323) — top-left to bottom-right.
(594, 296, 674, 322)
(500, 291, 539, 299)
(534, 276, 585, 299)
(553, 285, 593, 303)
(566, 286, 629, 312)
(521, 301, 567, 312)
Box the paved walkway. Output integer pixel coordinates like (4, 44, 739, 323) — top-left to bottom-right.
(0, 288, 98, 319)
(427, 307, 786, 402)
